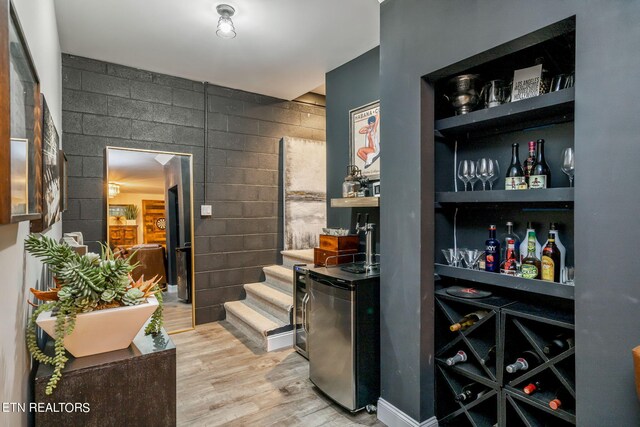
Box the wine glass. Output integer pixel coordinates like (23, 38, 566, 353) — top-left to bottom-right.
(561, 148, 575, 187)
(466, 161, 478, 191)
(476, 158, 491, 190)
(457, 161, 470, 191)
(488, 159, 500, 190)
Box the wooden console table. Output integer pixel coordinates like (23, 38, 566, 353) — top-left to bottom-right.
(34, 328, 176, 427)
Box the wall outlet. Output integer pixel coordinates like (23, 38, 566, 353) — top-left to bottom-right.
(200, 204, 212, 217)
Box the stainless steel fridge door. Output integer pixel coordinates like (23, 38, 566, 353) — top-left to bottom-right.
(308, 275, 355, 410)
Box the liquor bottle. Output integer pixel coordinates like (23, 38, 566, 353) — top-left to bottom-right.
(506, 350, 542, 373)
(505, 143, 526, 190)
(529, 139, 551, 189)
(485, 225, 500, 273)
(446, 350, 467, 366)
(454, 383, 488, 403)
(523, 140, 537, 185)
(549, 389, 572, 411)
(543, 334, 575, 357)
(523, 378, 545, 395)
(479, 345, 497, 366)
(500, 221, 521, 260)
(543, 223, 566, 281)
(520, 227, 542, 279)
(449, 311, 489, 332)
(519, 222, 541, 261)
(541, 232, 561, 282)
(500, 239, 519, 276)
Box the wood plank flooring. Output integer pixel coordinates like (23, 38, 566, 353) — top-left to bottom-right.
(171, 321, 385, 426)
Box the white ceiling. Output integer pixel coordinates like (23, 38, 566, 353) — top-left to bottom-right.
(108, 149, 167, 195)
(53, 0, 380, 100)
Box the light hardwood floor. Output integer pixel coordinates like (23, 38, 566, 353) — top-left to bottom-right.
(171, 321, 385, 426)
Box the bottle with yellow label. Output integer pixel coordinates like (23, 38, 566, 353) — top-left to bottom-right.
(541, 232, 561, 282)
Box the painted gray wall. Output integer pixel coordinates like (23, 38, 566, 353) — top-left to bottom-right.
(326, 47, 380, 248)
(61, 54, 325, 323)
(380, 0, 640, 424)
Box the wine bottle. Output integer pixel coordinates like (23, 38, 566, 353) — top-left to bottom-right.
(454, 382, 488, 403)
(543, 334, 575, 356)
(449, 311, 489, 332)
(485, 225, 500, 273)
(505, 143, 526, 190)
(521, 227, 542, 279)
(529, 139, 551, 189)
(543, 223, 566, 282)
(446, 350, 467, 366)
(506, 350, 542, 373)
(519, 222, 541, 261)
(501, 239, 519, 276)
(541, 232, 561, 282)
(523, 140, 537, 185)
(500, 221, 521, 260)
(549, 389, 572, 411)
(523, 378, 545, 395)
(479, 345, 496, 366)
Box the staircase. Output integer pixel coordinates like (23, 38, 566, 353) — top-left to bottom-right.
(223, 249, 314, 351)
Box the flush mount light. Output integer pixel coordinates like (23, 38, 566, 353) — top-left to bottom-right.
(216, 4, 236, 39)
(108, 183, 120, 198)
(154, 153, 174, 166)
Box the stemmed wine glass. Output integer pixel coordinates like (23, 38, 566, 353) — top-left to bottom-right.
(466, 161, 478, 191)
(488, 160, 500, 190)
(458, 161, 470, 191)
(476, 158, 491, 190)
(561, 148, 575, 187)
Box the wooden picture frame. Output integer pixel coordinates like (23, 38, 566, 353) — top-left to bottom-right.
(59, 150, 68, 213)
(0, 0, 42, 224)
(349, 100, 380, 179)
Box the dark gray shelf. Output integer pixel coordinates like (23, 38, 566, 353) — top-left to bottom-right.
(435, 188, 574, 205)
(434, 264, 575, 300)
(435, 88, 575, 139)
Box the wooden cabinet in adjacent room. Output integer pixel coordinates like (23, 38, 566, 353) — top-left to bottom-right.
(110, 225, 138, 247)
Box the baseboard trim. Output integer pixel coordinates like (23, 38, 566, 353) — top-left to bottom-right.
(266, 330, 293, 352)
(377, 398, 438, 427)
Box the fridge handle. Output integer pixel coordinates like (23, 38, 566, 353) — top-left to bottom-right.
(302, 293, 310, 333)
(311, 276, 351, 290)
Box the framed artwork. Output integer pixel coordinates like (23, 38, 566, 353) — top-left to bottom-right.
(349, 100, 380, 179)
(0, 1, 42, 224)
(32, 94, 60, 232)
(59, 150, 68, 212)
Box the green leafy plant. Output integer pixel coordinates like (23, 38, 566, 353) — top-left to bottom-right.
(25, 234, 163, 395)
(124, 204, 139, 221)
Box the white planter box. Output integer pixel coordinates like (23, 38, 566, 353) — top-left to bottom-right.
(126, 220, 137, 225)
(36, 296, 159, 357)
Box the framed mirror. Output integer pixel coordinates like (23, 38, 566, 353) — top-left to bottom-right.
(106, 147, 195, 334)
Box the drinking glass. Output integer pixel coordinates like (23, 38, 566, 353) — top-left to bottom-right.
(462, 249, 483, 269)
(442, 249, 456, 266)
(476, 158, 491, 190)
(466, 161, 478, 191)
(457, 161, 470, 191)
(561, 148, 575, 187)
(488, 159, 500, 190)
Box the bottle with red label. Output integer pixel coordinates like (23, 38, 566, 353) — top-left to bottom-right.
(523, 140, 537, 185)
(500, 239, 519, 276)
(485, 225, 500, 273)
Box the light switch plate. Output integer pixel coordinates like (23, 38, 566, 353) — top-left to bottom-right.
(201, 204, 212, 217)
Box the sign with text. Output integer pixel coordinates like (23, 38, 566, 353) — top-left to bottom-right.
(511, 64, 543, 102)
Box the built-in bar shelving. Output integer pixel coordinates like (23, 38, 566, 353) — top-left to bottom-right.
(330, 197, 379, 208)
(435, 188, 573, 206)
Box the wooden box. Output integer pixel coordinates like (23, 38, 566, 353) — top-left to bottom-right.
(318, 234, 360, 251)
(314, 247, 359, 267)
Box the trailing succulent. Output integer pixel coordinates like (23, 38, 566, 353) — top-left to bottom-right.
(25, 234, 164, 395)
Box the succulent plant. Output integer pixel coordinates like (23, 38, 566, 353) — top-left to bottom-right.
(24, 234, 164, 395)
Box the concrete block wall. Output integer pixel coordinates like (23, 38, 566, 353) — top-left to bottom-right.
(61, 54, 326, 324)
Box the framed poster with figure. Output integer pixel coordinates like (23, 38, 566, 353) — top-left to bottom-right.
(349, 100, 380, 179)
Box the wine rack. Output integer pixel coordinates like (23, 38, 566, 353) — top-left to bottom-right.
(435, 289, 575, 426)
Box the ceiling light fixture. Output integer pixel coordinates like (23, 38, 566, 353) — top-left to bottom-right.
(108, 182, 120, 198)
(154, 153, 174, 166)
(216, 4, 236, 39)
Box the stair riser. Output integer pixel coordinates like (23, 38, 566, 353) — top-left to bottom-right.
(282, 256, 312, 269)
(224, 310, 266, 347)
(264, 272, 293, 293)
(245, 293, 291, 324)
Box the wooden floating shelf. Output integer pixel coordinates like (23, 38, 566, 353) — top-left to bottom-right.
(330, 197, 379, 208)
(435, 188, 574, 205)
(435, 88, 575, 138)
(434, 263, 575, 300)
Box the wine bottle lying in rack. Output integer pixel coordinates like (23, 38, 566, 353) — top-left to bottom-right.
(454, 382, 489, 403)
(543, 334, 575, 357)
(523, 378, 545, 395)
(446, 350, 467, 366)
(506, 350, 542, 373)
(449, 310, 489, 332)
(479, 345, 496, 366)
(549, 389, 573, 411)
